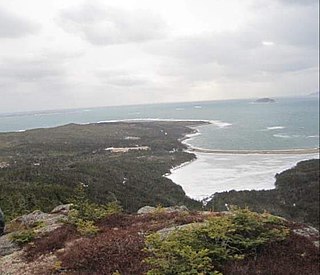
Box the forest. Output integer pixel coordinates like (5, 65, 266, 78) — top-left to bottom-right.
(0, 121, 205, 220)
(0, 121, 318, 230)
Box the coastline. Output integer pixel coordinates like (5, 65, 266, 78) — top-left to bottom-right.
(181, 123, 320, 155)
(187, 147, 320, 155)
(165, 122, 320, 201)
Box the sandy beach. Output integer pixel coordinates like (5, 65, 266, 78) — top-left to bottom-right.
(188, 147, 320, 155)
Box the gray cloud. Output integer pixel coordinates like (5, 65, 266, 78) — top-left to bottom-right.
(0, 7, 39, 38)
(147, 1, 318, 86)
(251, 4, 318, 48)
(0, 0, 318, 113)
(95, 70, 151, 87)
(0, 54, 77, 113)
(0, 57, 65, 82)
(277, 0, 318, 5)
(58, 3, 167, 45)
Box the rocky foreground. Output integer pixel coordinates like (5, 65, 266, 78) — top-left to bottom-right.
(0, 205, 319, 275)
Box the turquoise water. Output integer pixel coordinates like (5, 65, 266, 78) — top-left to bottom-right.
(0, 96, 318, 150)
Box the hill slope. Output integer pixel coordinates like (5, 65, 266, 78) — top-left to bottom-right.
(0, 121, 206, 220)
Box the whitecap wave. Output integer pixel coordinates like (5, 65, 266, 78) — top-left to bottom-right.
(266, 126, 285, 130)
(210, 120, 232, 128)
(273, 134, 291, 139)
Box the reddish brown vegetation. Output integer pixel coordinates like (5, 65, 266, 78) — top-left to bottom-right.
(21, 212, 319, 275)
(24, 224, 79, 262)
(59, 212, 210, 274)
(222, 232, 320, 275)
(59, 228, 148, 274)
(22, 212, 209, 274)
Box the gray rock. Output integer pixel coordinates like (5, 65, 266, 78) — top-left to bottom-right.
(137, 205, 189, 215)
(165, 205, 189, 213)
(293, 226, 319, 248)
(6, 210, 67, 234)
(137, 206, 156, 214)
(0, 210, 68, 258)
(157, 223, 205, 239)
(0, 234, 19, 256)
(51, 204, 73, 215)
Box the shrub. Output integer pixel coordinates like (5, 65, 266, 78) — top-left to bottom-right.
(10, 229, 36, 245)
(67, 186, 123, 236)
(73, 220, 99, 237)
(145, 209, 289, 274)
(24, 224, 78, 261)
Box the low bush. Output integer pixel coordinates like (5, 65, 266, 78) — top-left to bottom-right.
(145, 208, 289, 275)
(10, 229, 36, 246)
(67, 186, 123, 236)
(24, 224, 79, 261)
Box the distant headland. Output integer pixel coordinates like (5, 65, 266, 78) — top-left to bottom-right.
(254, 98, 276, 103)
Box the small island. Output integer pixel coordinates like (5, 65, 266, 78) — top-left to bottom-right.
(254, 98, 276, 103)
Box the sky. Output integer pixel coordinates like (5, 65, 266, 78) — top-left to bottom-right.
(0, 0, 318, 113)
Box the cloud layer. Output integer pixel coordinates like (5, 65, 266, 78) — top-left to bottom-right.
(0, 7, 39, 38)
(0, 0, 318, 113)
(58, 3, 167, 45)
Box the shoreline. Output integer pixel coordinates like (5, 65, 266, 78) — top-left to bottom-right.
(187, 147, 320, 155)
(181, 123, 320, 155)
(5, 119, 318, 156)
(164, 122, 319, 200)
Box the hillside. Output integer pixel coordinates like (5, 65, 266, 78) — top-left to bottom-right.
(0, 121, 319, 274)
(206, 159, 320, 228)
(0, 205, 319, 275)
(0, 121, 207, 221)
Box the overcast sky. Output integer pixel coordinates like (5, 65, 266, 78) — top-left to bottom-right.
(0, 0, 318, 112)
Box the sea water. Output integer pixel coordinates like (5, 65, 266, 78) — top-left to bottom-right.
(0, 96, 319, 199)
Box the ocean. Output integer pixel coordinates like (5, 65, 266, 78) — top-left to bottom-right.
(1, 96, 319, 200)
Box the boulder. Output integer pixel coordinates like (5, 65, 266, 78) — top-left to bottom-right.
(137, 205, 189, 215)
(0, 234, 19, 256)
(5, 210, 67, 234)
(137, 206, 156, 214)
(51, 204, 73, 215)
(157, 222, 206, 240)
(165, 205, 189, 213)
(293, 225, 319, 248)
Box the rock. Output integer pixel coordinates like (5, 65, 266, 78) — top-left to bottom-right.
(157, 222, 206, 240)
(0, 210, 68, 258)
(51, 204, 73, 215)
(0, 207, 4, 236)
(165, 205, 189, 213)
(293, 225, 319, 248)
(137, 206, 156, 214)
(0, 250, 58, 275)
(137, 205, 189, 215)
(0, 234, 19, 256)
(5, 210, 67, 234)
